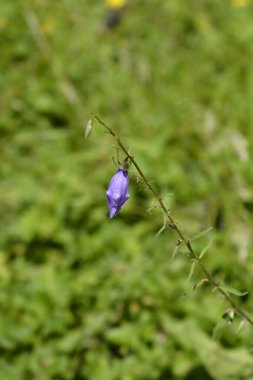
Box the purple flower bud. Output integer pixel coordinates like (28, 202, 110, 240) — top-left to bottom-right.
(106, 169, 129, 218)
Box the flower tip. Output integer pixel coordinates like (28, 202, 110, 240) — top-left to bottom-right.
(109, 207, 118, 218)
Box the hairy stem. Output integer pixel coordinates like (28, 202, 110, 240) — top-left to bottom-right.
(94, 115, 253, 325)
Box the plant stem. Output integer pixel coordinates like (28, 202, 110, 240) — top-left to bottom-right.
(94, 115, 253, 325)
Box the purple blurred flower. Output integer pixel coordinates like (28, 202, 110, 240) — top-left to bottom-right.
(106, 169, 129, 218)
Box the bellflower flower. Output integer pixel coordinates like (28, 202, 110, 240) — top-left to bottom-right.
(106, 169, 129, 218)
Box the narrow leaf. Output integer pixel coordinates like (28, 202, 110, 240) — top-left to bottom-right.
(85, 118, 93, 139)
(193, 278, 209, 290)
(156, 224, 166, 237)
(170, 245, 179, 262)
(156, 217, 167, 237)
(199, 238, 214, 259)
(212, 318, 227, 340)
(235, 319, 246, 335)
(191, 226, 213, 241)
(220, 285, 248, 297)
(187, 262, 196, 282)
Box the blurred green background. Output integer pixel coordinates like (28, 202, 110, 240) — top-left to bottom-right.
(1, 0, 253, 379)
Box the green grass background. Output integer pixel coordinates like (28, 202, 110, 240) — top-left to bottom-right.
(1, 0, 253, 379)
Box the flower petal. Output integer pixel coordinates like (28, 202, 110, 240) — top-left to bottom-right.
(106, 169, 129, 218)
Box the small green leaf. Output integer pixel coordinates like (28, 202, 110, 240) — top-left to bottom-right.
(170, 245, 179, 262)
(84, 118, 93, 139)
(187, 262, 196, 282)
(212, 318, 227, 340)
(222, 309, 235, 324)
(193, 278, 209, 290)
(146, 199, 158, 214)
(220, 285, 248, 297)
(156, 217, 167, 237)
(235, 319, 247, 335)
(191, 226, 213, 241)
(199, 238, 214, 259)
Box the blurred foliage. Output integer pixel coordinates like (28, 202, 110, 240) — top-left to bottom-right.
(1, 0, 253, 379)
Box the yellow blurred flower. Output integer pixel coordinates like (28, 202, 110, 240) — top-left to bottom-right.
(41, 18, 55, 36)
(0, 18, 8, 29)
(231, 0, 251, 7)
(106, 0, 126, 9)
